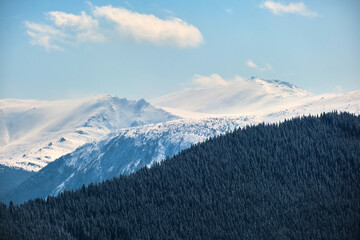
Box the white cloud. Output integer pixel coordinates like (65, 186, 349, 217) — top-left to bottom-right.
(47, 11, 104, 42)
(25, 6, 203, 51)
(25, 11, 104, 51)
(49, 11, 96, 30)
(192, 74, 246, 88)
(260, 1, 317, 17)
(246, 60, 272, 72)
(25, 21, 64, 51)
(93, 5, 203, 47)
(247, 60, 258, 68)
(192, 74, 229, 87)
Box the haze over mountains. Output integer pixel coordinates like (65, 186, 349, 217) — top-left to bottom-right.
(1, 77, 359, 203)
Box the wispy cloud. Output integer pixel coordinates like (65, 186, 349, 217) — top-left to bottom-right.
(246, 60, 272, 71)
(192, 74, 246, 88)
(25, 5, 203, 51)
(225, 8, 233, 15)
(260, 1, 317, 17)
(262, 63, 272, 71)
(47, 11, 104, 42)
(192, 74, 229, 87)
(25, 21, 64, 51)
(25, 11, 104, 51)
(246, 60, 258, 69)
(93, 5, 203, 48)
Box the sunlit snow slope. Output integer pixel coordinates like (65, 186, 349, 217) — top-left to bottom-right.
(150, 77, 312, 115)
(263, 90, 360, 122)
(0, 96, 177, 171)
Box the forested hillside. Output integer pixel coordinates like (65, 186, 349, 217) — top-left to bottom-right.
(1, 112, 359, 239)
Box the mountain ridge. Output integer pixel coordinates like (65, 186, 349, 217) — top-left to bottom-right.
(1, 116, 255, 204)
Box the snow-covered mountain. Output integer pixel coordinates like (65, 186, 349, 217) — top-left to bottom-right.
(0, 96, 177, 172)
(150, 77, 312, 115)
(262, 90, 360, 122)
(1, 78, 359, 204)
(3, 89, 360, 204)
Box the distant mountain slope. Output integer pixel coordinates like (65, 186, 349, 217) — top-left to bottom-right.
(263, 90, 360, 122)
(1, 112, 359, 240)
(0, 96, 176, 171)
(2, 116, 255, 204)
(0, 165, 34, 197)
(150, 77, 312, 115)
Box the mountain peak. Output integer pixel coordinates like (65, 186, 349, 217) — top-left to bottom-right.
(250, 76, 297, 89)
(0, 96, 177, 171)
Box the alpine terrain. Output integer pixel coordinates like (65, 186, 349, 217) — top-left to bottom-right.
(1, 77, 359, 203)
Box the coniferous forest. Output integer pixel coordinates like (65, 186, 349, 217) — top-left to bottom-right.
(0, 112, 359, 239)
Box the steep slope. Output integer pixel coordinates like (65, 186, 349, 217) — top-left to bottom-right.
(0, 96, 176, 172)
(150, 77, 312, 115)
(1, 113, 359, 240)
(2, 116, 255, 204)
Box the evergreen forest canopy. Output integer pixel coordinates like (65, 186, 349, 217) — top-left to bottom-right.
(0, 112, 359, 239)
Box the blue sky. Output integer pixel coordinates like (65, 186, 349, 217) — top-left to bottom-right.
(0, 0, 359, 100)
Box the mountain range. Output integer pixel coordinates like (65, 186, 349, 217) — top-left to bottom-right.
(1, 77, 359, 203)
(1, 112, 359, 239)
